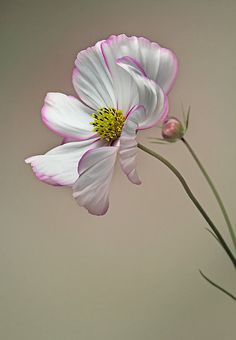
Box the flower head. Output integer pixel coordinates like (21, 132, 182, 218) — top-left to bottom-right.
(25, 34, 178, 215)
(90, 107, 125, 141)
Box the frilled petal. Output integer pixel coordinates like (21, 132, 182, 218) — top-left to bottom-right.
(156, 48, 178, 94)
(42, 93, 97, 140)
(119, 105, 145, 185)
(73, 146, 118, 215)
(117, 56, 168, 129)
(101, 34, 178, 95)
(73, 41, 116, 110)
(118, 56, 168, 184)
(101, 39, 139, 114)
(25, 138, 104, 186)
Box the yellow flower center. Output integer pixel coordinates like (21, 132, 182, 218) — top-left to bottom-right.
(90, 107, 125, 142)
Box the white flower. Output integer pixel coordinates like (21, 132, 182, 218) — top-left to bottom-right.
(26, 34, 178, 215)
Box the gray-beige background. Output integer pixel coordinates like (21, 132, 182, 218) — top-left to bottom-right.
(1, 0, 236, 339)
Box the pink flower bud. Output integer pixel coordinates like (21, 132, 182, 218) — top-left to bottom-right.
(162, 117, 184, 142)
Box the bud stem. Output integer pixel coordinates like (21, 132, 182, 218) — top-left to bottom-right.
(137, 142, 236, 269)
(181, 137, 236, 252)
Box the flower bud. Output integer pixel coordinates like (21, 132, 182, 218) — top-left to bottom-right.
(162, 117, 184, 142)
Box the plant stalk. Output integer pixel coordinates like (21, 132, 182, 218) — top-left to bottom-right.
(138, 142, 236, 269)
(181, 137, 236, 252)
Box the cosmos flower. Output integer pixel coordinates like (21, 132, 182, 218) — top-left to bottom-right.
(25, 34, 178, 215)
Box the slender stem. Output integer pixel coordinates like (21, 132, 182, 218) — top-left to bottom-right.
(137, 142, 236, 268)
(181, 137, 236, 251)
(199, 270, 236, 301)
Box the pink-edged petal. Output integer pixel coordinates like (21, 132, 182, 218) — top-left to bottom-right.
(42, 92, 97, 140)
(117, 56, 167, 129)
(101, 34, 178, 95)
(73, 146, 118, 215)
(73, 40, 116, 110)
(101, 39, 139, 114)
(61, 136, 78, 144)
(119, 105, 146, 185)
(156, 48, 178, 94)
(25, 138, 105, 186)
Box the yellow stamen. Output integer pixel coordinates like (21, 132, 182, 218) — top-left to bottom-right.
(90, 107, 125, 142)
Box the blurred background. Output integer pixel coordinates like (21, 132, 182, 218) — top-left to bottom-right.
(1, 0, 236, 339)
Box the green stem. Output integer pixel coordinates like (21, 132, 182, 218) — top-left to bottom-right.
(137, 142, 236, 269)
(181, 137, 236, 251)
(199, 270, 236, 301)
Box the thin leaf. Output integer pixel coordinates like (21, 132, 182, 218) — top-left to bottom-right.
(199, 270, 236, 301)
(205, 228, 220, 243)
(147, 137, 165, 141)
(150, 141, 169, 145)
(185, 106, 191, 129)
(181, 101, 186, 123)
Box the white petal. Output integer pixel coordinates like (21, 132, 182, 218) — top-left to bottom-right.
(73, 146, 118, 215)
(101, 38, 138, 114)
(119, 105, 145, 185)
(25, 138, 104, 186)
(156, 48, 178, 94)
(42, 92, 97, 140)
(117, 56, 168, 129)
(101, 34, 178, 95)
(73, 40, 116, 110)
